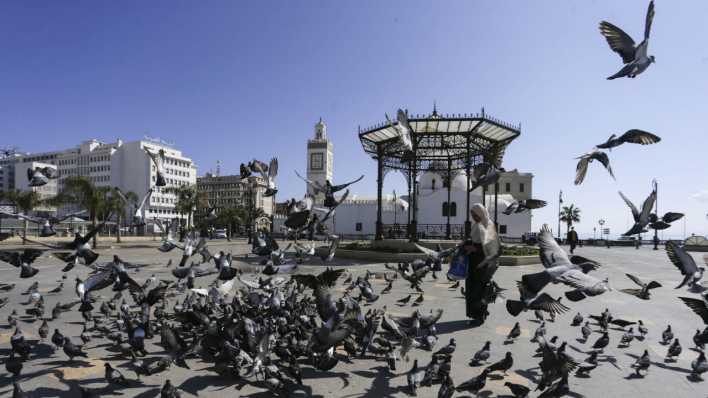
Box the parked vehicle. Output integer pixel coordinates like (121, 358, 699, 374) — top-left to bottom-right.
(214, 229, 228, 239)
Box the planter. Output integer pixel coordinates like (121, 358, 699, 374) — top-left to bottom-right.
(498, 255, 539, 266)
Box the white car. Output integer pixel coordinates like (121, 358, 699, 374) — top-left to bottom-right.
(214, 229, 228, 239)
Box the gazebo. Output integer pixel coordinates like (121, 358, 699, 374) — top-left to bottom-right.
(358, 106, 520, 241)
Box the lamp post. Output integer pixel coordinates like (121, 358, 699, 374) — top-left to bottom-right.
(652, 179, 659, 250)
(557, 190, 563, 240)
(593, 227, 596, 240)
(598, 219, 605, 246)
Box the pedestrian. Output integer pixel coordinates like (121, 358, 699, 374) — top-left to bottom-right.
(463, 204, 500, 327)
(567, 226, 578, 254)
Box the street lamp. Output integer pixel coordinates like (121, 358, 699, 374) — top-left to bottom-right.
(652, 179, 659, 250)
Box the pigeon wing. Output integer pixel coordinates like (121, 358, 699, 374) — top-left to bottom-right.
(330, 175, 364, 193)
(625, 273, 645, 287)
(665, 241, 698, 276)
(619, 129, 661, 146)
(639, 190, 657, 224)
(591, 151, 614, 179)
(644, 0, 655, 41)
(662, 212, 684, 224)
(599, 21, 637, 63)
(537, 224, 572, 268)
(521, 199, 547, 210)
(678, 297, 708, 324)
(618, 191, 640, 221)
(574, 156, 590, 185)
(268, 158, 278, 179)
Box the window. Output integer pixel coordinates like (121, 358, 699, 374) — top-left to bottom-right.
(355, 222, 362, 232)
(519, 183, 525, 193)
(499, 225, 508, 234)
(310, 153, 323, 170)
(505, 182, 511, 192)
(442, 202, 457, 217)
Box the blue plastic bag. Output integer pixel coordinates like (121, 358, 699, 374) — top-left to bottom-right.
(447, 249, 468, 280)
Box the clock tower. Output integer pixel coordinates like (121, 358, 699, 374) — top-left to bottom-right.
(306, 118, 333, 201)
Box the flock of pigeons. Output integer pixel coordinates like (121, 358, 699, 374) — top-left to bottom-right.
(1, 1, 707, 397)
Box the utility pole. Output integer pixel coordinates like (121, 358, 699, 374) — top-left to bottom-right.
(653, 179, 659, 250)
(557, 190, 563, 240)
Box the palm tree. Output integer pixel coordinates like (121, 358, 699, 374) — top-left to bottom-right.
(58, 176, 112, 248)
(164, 184, 207, 231)
(4, 190, 42, 243)
(103, 188, 138, 243)
(559, 204, 581, 237)
(216, 206, 247, 239)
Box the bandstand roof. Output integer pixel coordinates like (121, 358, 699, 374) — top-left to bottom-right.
(358, 108, 521, 171)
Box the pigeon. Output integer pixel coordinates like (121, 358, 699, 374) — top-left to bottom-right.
(666, 338, 681, 362)
(406, 359, 426, 395)
(397, 295, 412, 305)
(581, 321, 592, 342)
(667, 242, 705, 289)
(438, 372, 455, 398)
(538, 374, 570, 398)
(596, 129, 661, 150)
(6, 352, 22, 378)
(637, 320, 649, 339)
(0, 210, 87, 237)
(691, 351, 708, 380)
(599, 0, 656, 80)
(52, 329, 65, 349)
(144, 147, 167, 186)
(38, 320, 49, 340)
(469, 341, 491, 366)
(161, 379, 182, 397)
(486, 352, 513, 375)
(531, 322, 547, 343)
(571, 312, 583, 326)
(679, 292, 708, 325)
(575, 149, 614, 185)
(620, 273, 661, 300)
(252, 157, 278, 197)
(661, 325, 674, 345)
(12, 382, 29, 398)
(619, 189, 656, 236)
(105, 362, 129, 385)
(575, 352, 599, 376)
(26, 166, 58, 187)
(592, 332, 610, 352)
(63, 338, 88, 361)
(504, 381, 531, 398)
(456, 368, 490, 395)
(618, 328, 635, 347)
(506, 322, 521, 343)
(503, 199, 547, 215)
(295, 171, 364, 208)
(0, 249, 44, 278)
(631, 349, 651, 376)
(469, 162, 502, 193)
(385, 109, 414, 162)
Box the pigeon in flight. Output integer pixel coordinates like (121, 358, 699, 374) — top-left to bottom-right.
(385, 109, 414, 163)
(575, 149, 614, 185)
(27, 166, 58, 187)
(144, 147, 167, 186)
(114, 188, 153, 227)
(252, 158, 278, 197)
(620, 273, 661, 300)
(503, 199, 547, 215)
(666, 241, 705, 290)
(0, 249, 44, 278)
(596, 129, 661, 150)
(619, 189, 656, 236)
(678, 292, 708, 325)
(649, 211, 684, 231)
(599, 0, 656, 80)
(469, 162, 503, 192)
(295, 171, 363, 208)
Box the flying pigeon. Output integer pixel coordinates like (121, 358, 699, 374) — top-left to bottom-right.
(575, 149, 614, 185)
(619, 189, 656, 236)
(596, 129, 661, 150)
(599, 0, 656, 80)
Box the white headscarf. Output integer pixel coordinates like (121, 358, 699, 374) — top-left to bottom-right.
(470, 203, 499, 258)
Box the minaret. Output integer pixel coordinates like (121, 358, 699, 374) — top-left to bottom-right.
(306, 118, 333, 202)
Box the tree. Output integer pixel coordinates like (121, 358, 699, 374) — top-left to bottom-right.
(4, 190, 41, 243)
(58, 176, 112, 249)
(559, 204, 581, 237)
(215, 206, 247, 239)
(163, 184, 207, 231)
(103, 188, 138, 243)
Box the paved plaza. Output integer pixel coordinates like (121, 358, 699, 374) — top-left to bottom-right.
(0, 238, 706, 397)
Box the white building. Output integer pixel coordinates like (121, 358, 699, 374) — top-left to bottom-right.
(0, 139, 197, 224)
(274, 119, 534, 239)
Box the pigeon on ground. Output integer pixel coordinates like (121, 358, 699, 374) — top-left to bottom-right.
(469, 341, 491, 366)
(631, 349, 651, 377)
(666, 338, 682, 362)
(691, 351, 707, 380)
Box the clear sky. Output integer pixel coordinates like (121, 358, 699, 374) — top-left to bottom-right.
(2, 0, 707, 239)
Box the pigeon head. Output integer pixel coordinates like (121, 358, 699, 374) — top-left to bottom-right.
(650, 55, 656, 63)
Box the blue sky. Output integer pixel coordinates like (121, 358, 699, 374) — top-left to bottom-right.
(2, 1, 707, 239)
